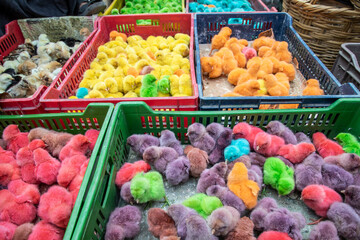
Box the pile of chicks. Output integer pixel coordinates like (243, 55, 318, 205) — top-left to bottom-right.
(73, 32, 192, 99)
(0, 34, 82, 98)
(189, 0, 254, 13)
(111, 0, 183, 14)
(106, 120, 360, 240)
(0, 125, 99, 240)
(200, 27, 324, 98)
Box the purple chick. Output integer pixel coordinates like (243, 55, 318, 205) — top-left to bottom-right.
(327, 202, 360, 240)
(206, 123, 225, 141)
(160, 130, 183, 155)
(309, 221, 339, 240)
(167, 204, 199, 239)
(105, 205, 142, 240)
(248, 165, 263, 191)
(206, 185, 246, 215)
(209, 128, 232, 164)
(295, 132, 312, 144)
(185, 214, 218, 240)
(143, 146, 178, 174)
(187, 123, 216, 154)
(250, 197, 278, 231)
(353, 171, 360, 185)
(165, 156, 190, 185)
(324, 153, 360, 172)
(196, 162, 227, 193)
(266, 120, 297, 145)
(120, 182, 135, 204)
(344, 185, 360, 215)
(127, 134, 159, 156)
(295, 153, 324, 191)
(321, 163, 354, 192)
(248, 152, 267, 168)
(207, 206, 240, 236)
(275, 155, 294, 169)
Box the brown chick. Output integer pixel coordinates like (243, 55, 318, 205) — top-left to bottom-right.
(43, 61, 62, 72)
(228, 68, 247, 85)
(17, 60, 37, 75)
(186, 147, 208, 177)
(210, 27, 232, 55)
(275, 42, 292, 63)
(13, 223, 34, 240)
(303, 79, 324, 95)
(201, 56, 223, 78)
(225, 217, 256, 240)
(234, 80, 261, 96)
(79, 27, 91, 38)
(277, 61, 296, 81)
(253, 37, 276, 52)
(147, 208, 178, 239)
(264, 74, 289, 96)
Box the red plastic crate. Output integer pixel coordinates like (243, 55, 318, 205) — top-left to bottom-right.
(0, 18, 97, 115)
(41, 14, 199, 112)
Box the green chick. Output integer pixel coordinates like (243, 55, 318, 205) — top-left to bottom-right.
(335, 133, 360, 155)
(130, 171, 165, 203)
(263, 157, 295, 196)
(182, 193, 223, 218)
(111, 9, 119, 15)
(140, 74, 158, 97)
(157, 75, 170, 94)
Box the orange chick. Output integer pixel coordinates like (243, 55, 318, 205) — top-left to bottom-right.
(247, 57, 274, 79)
(210, 27, 232, 55)
(253, 37, 276, 52)
(238, 60, 260, 84)
(109, 31, 127, 41)
(227, 162, 260, 209)
(222, 92, 241, 97)
(258, 42, 278, 58)
(226, 42, 247, 68)
(264, 74, 289, 96)
(275, 42, 292, 63)
(303, 79, 324, 95)
(220, 48, 238, 75)
(201, 56, 223, 78)
(228, 68, 247, 85)
(174, 69, 185, 77)
(234, 80, 261, 96)
(127, 67, 139, 77)
(277, 61, 296, 81)
(275, 72, 290, 90)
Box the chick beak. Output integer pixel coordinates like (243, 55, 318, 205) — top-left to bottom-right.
(136, 200, 139, 204)
(211, 229, 215, 235)
(341, 190, 346, 194)
(256, 146, 260, 151)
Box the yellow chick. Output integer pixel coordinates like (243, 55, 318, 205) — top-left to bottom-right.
(156, 36, 168, 50)
(79, 78, 93, 89)
(83, 69, 97, 79)
(134, 76, 142, 95)
(127, 35, 144, 46)
(88, 89, 105, 98)
(114, 76, 124, 92)
(150, 66, 162, 79)
(128, 53, 139, 65)
(174, 33, 190, 45)
(104, 78, 119, 93)
(146, 36, 157, 46)
(132, 46, 144, 55)
(98, 45, 116, 58)
(99, 71, 114, 81)
(123, 91, 138, 98)
(146, 46, 159, 54)
(123, 75, 137, 93)
(180, 58, 190, 74)
(173, 43, 189, 57)
(169, 39, 187, 51)
(117, 58, 129, 68)
(90, 62, 102, 71)
(178, 74, 192, 96)
(167, 36, 175, 45)
(105, 92, 124, 98)
(169, 75, 180, 96)
(113, 46, 126, 55)
(161, 65, 173, 76)
(107, 58, 119, 68)
(102, 63, 115, 72)
(93, 82, 108, 96)
(95, 52, 108, 65)
(69, 96, 78, 99)
(134, 59, 150, 72)
(257, 79, 268, 95)
(114, 67, 124, 77)
(138, 40, 149, 49)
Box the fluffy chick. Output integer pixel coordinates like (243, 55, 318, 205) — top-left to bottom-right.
(225, 217, 256, 240)
(167, 204, 198, 239)
(208, 206, 239, 236)
(254, 132, 285, 157)
(7, 179, 40, 204)
(303, 79, 324, 95)
(147, 208, 178, 239)
(324, 153, 360, 172)
(130, 171, 165, 203)
(266, 120, 297, 145)
(278, 142, 316, 164)
(209, 128, 232, 164)
(57, 154, 87, 187)
(120, 182, 135, 204)
(3, 124, 29, 154)
(196, 162, 227, 193)
(321, 163, 353, 192)
(33, 148, 60, 185)
(233, 80, 261, 96)
(85, 129, 100, 151)
(127, 134, 160, 156)
(295, 153, 324, 191)
(233, 122, 264, 150)
(257, 231, 292, 240)
(166, 156, 190, 186)
(200, 56, 223, 78)
(13, 223, 34, 240)
(185, 214, 218, 240)
(186, 147, 208, 177)
(335, 132, 360, 155)
(313, 132, 344, 158)
(0, 221, 16, 240)
(344, 185, 360, 215)
(160, 130, 183, 155)
(309, 221, 339, 240)
(68, 159, 88, 204)
(295, 132, 312, 143)
(115, 160, 151, 188)
(143, 146, 179, 174)
(224, 139, 250, 162)
(253, 37, 275, 52)
(182, 193, 223, 218)
(28, 221, 64, 240)
(59, 134, 90, 161)
(210, 27, 232, 54)
(187, 123, 216, 154)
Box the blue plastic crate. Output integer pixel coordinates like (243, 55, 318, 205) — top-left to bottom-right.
(194, 12, 360, 110)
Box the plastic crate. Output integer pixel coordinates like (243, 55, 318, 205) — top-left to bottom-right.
(0, 17, 97, 115)
(41, 14, 199, 112)
(332, 43, 360, 91)
(71, 98, 360, 239)
(194, 12, 360, 110)
(0, 103, 113, 239)
(186, 0, 271, 12)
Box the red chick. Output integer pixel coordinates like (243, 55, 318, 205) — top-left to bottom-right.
(68, 160, 89, 205)
(33, 148, 61, 185)
(313, 132, 344, 158)
(38, 185, 73, 228)
(254, 132, 285, 157)
(8, 179, 40, 204)
(301, 184, 342, 217)
(0, 221, 17, 240)
(28, 221, 64, 240)
(233, 122, 264, 150)
(115, 160, 151, 188)
(85, 129, 100, 151)
(257, 231, 293, 240)
(2, 125, 29, 154)
(59, 134, 91, 161)
(0, 147, 20, 186)
(57, 154, 88, 188)
(277, 143, 316, 164)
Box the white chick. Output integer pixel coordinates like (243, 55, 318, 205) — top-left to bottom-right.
(37, 34, 50, 47)
(52, 68, 62, 79)
(17, 51, 31, 63)
(23, 75, 41, 89)
(55, 41, 71, 59)
(0, 73, 14, 93)
(3, 60, 20, 70)
(0, 65, 5, 74)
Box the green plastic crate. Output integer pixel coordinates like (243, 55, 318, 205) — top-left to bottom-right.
(73, 98, 360, 240)
(0, 103, 114, 239)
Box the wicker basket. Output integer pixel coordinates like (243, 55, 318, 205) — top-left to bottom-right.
(283, 0, 360, 70)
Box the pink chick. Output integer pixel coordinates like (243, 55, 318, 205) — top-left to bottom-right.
(59, 134, 91, 161)
(233, 122, 264, 150)
(277, 142, 316, 164)
(85, 129, 100, 151)
(313, 132, 344, 158)
(242, 47, 257, 60)
(28, 221, 64, 240)
(33, 148, 61, 185)
(7, 179, 40, 204)
(57, 154, 87, 187)
(254, 132, 285, 157)
(2, 125, 29, 154)
(0, 221, 17, 240)
(68, 160, 89, 205)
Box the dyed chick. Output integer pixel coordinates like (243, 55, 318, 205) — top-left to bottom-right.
(186, 147, 208, 177)
(115, 160, 151, 188)
(12, 223, 34, 240)
(0, 221, 16, 240)
(324, 153, 360, 171)
(7, 179, 40, 204)
(206, 185, 246, 215)
(208, 206, 240, 236)
(254, 132, 285, 157)
(105, 205, 141, 240)
(182, 193, 223, 218)
(147, 208, 178, 239)
(206, 123, 225, 141)
(197, 162, 227, 193)
(263, 157, 295, 195)
(248, 152, 267, 167)
(143, 146, 179, 174)
(266, 120, 297, 145)
(33, 148, 61, 185)
(227, 162, 260, 209)
(38, 185, 73, 228)
(321, 163, 353, 192)
(127, 134, 159, 156)
(295, 153, 324, 191)
(140, 74, 158, 97)
(0, 147, 20, 186)
(2, 125, 29, 154)
(344, 185, 360, 215)
(303, 79, 324, 95)
(224, 139, 250, 162)
(85, 129, 100, 151)
(309, 221, 339, 240)
(187, 123, 216, 154)
(327, 202, 360, 240)
(301, 184, 342, 217)
(277, 142, 316, 164)
(130, 171, 165, 203)
(257, 231, 293, 240)
(233, 122, 264, 150)
(57, 154, 87, 188)
(209, 127, 232, 164)
(166, 156, 190, 185)
(185, 214, 218, 240)
(335, 132, 360, 155)
(210, 27, 232, 54)
(295, 132, 312, 143)
(313, 132, 344, 158)
(160, 129, 183, 155)
(59, 134, 90, 161)
(167, 204, 198, 239)
(225, 216, 256, 240)
(120, 182, 135, 204)
(28, 221, 64, 240)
